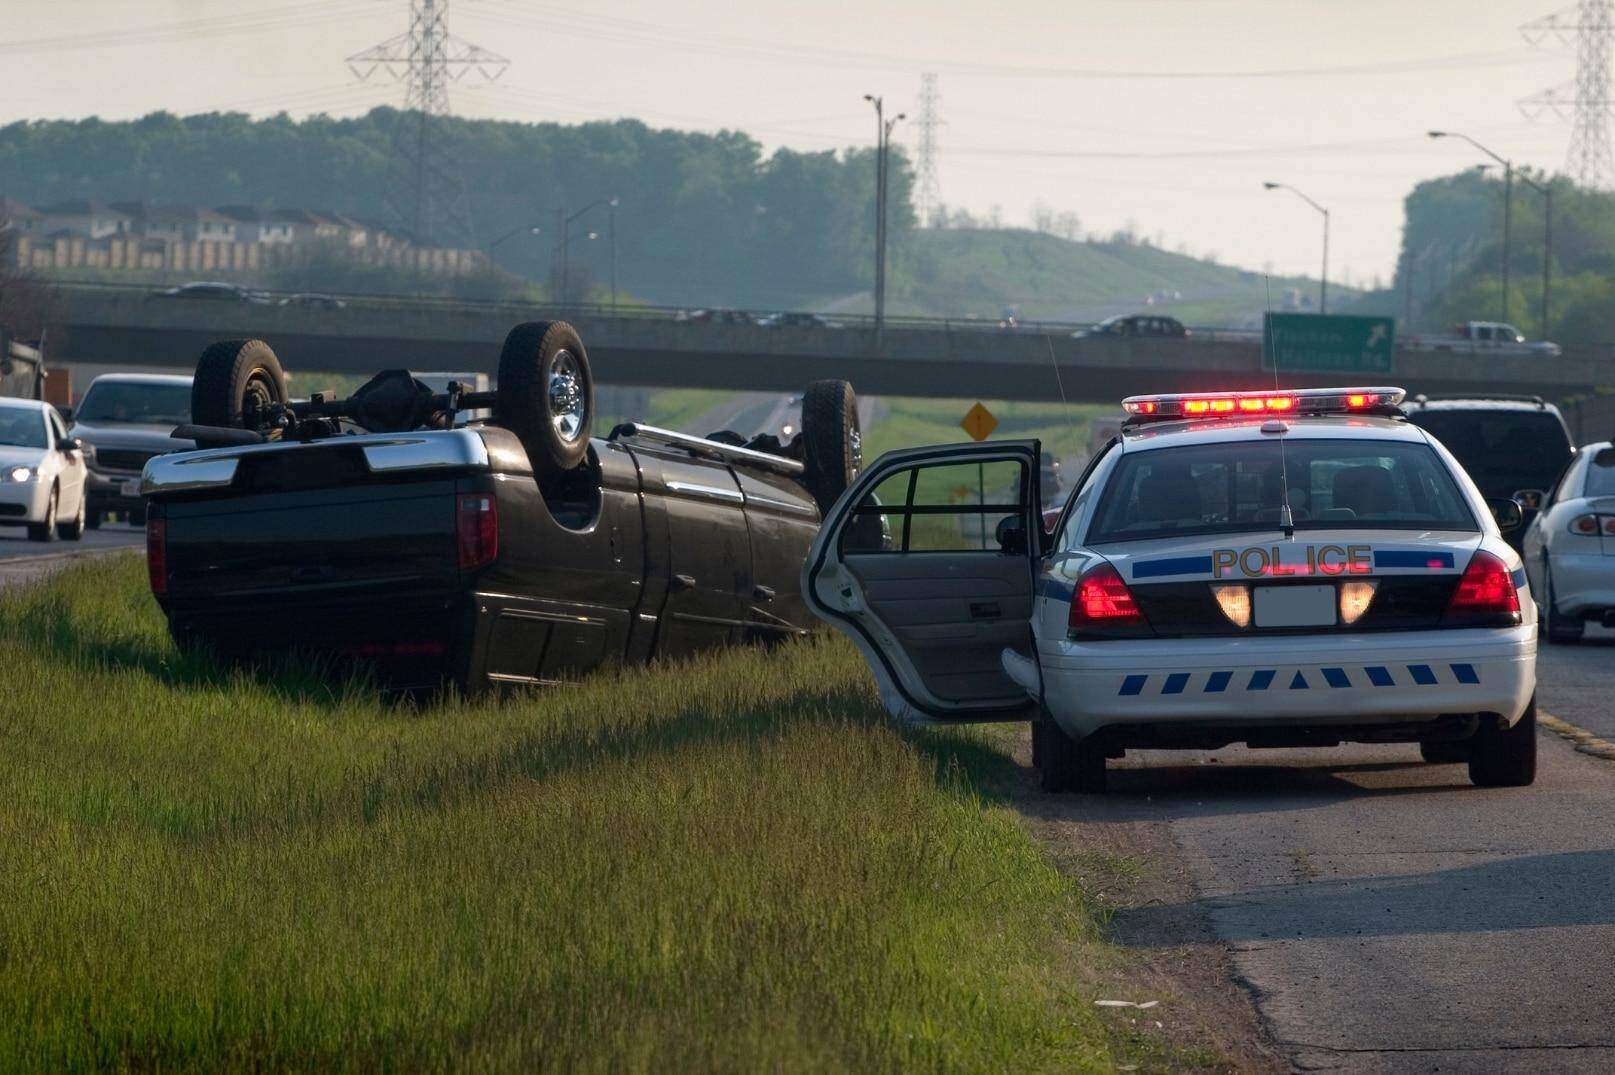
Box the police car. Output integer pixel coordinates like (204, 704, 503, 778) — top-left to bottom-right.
(802, 387, 1538, 793)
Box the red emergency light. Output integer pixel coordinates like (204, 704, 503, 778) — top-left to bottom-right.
(1121, 387, 1405, 421)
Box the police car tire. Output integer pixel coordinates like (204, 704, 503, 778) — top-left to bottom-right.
(1543, 565, 1583, 644)
(495, 321, 594, 480)
(1034, 719, 1074, 792)
(1467, 697, 1537, 788)
(802, 379, 860, 515)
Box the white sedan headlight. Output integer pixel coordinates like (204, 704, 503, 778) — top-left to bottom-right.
(4, 466, 35, 483)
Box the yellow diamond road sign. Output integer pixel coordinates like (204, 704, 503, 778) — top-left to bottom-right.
(960, 402, 998, 442)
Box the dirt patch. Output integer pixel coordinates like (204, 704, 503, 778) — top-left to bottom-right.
(1004, 731, 1286, 1073)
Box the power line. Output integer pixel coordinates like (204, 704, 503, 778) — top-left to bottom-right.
(0, 1, 377, 57)
(913, 74, 942, 226)
(464, 2, 1543, 82)
(1520, 0, 1614, 187)
(349, 0, 509, 246)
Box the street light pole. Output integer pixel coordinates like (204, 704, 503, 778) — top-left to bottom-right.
(1515, 173, 1552, 338)
(1262, 182, 1329, 314)
(864, 95, 885, 333)
(553, 197, 620, 306)
(1428, 131, 1513, 324)
(488, 223, 542, 252)
(609, 200, 618, 313)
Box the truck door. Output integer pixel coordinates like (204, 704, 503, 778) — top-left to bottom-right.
(802, 440, 1043, 725)
(645, 452, 753, 657)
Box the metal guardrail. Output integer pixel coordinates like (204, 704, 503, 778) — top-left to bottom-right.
(48, 280, 1269, 339)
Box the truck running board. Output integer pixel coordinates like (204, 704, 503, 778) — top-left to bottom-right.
(614, 423, 805, 477)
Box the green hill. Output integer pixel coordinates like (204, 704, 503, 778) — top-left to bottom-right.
(876, 228, 1336, 327)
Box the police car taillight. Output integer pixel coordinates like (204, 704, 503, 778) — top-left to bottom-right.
(1069, 562, 1149, 634)
(1121, 387, 1405, 420)
(1442, 551, 1521, 627)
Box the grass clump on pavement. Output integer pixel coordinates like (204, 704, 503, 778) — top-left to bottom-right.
(0, 556, 1150, 1072)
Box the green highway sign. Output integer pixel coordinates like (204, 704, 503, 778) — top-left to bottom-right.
(1263, 313, 1395, 374)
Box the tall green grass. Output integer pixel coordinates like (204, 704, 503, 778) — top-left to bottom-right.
(0, 557, 1152, 1072)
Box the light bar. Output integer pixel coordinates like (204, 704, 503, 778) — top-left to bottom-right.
(1121, 387, 1406, 420)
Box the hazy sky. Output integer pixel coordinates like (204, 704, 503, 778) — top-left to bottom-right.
(0, 0, 1591, 283)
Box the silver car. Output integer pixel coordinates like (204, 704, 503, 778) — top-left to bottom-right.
(1521, 440, 1615, 643)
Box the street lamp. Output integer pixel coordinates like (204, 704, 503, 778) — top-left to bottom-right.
(1429, 130, 1512, 324)
(488, 223, 541, 251)
(552, 197, 620, 305)
(1262, 182, 1330, 314)
(864, 94, 905, 336)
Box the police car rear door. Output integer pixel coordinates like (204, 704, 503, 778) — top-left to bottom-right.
(803, 440, 1042, 724)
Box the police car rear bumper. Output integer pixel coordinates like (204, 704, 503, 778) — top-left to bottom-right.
(1031, 626, 1536, 740)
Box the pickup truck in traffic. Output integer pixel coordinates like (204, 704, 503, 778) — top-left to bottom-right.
(142, 322, 861, 691)
(1404, 321, 1561, 358)
(67, 373, 194, 526)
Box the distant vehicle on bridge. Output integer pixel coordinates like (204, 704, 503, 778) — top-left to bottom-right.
(676, 307, 755, 325)
(1073, 314, 1189, 340)
(1405, 321, 1561, 358)
(279, 292, 347, 310)
(756, 312, 843, 330)
(151, 281, 273, 305)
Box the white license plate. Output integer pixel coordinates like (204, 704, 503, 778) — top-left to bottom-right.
(1253, 584, 1336, 628)
(120, 479, 142, 498)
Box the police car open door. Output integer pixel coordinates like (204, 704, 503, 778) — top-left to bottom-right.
(803, 440, 1043, 725)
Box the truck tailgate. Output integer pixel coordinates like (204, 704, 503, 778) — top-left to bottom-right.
(162, 475, 460, 604)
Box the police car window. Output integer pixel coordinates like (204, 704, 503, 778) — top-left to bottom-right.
(1087, 439, 1475, 544)
(842, 459, 1026, 553)
(1586, 448, 1615, 497)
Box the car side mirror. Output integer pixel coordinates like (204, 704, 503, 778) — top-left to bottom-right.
(1486, 497, 1524, 533)
(60, 436, 82, 453)
(995, 515, 1028, 555)
(1511, 488, 1545, 512)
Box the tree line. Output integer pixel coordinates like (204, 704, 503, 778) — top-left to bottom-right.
(0, 108, 913, 310)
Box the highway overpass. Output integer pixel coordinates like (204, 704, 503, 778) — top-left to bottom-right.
(46, 285, 1613, 404)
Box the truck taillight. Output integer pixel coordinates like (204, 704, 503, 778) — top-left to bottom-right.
(457, 493, 498, 570)
(146, 517, 167, 595)
(1069, 562, 1150, 636)
(1442, 551, 1520, 627)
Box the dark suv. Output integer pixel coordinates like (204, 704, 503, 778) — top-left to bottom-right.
(1405, 395, 1575, 548)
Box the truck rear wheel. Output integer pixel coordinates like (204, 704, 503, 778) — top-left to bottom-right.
(801, 379, 860, 515)
(495, 321, 594, 479)
(191, 339, 288, 438)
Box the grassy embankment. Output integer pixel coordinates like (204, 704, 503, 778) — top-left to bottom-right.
(0, 557, 1194, 1072)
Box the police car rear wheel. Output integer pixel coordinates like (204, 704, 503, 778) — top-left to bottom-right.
(1468, 697, 1536, 788)
(1035, 719, 1106, 794)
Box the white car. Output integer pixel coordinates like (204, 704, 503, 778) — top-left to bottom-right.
(0, 398, 88, 542)
(1521, 440, 1615, 643)
(804, 387, 1538, 793)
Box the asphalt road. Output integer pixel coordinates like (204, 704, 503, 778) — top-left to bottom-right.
(1077, 639, 1615, 1073)
(0, 520, 143, 559)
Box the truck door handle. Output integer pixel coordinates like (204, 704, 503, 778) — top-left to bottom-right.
(970, 601, 1001, 620)
(753, 585, 775, 602)
(670, 573, 696, 592)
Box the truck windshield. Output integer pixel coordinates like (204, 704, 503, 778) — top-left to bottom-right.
(77, 382, 191, 425)
(1407, 410, 1572, 497)
(0, 405, 46, 449)
(1088, 438, 1476, 544)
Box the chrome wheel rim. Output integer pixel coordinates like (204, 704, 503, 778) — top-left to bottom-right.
(549, 350, 587, 444)
(849, 425, 862, 474)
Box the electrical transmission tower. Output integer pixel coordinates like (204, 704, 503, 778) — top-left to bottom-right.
(348, 1, 508, 246)
(913, 73, 943, 227)
(1520, 0, 1615, 188)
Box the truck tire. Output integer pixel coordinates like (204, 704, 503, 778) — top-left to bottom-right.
(802, 379, 860, 515)
(1468, 697, 1537, 788)
(495, 321, 593, 479)
(191, 339, 288, 437)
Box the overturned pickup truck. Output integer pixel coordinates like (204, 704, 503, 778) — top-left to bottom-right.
(142, 322, 861, 690)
